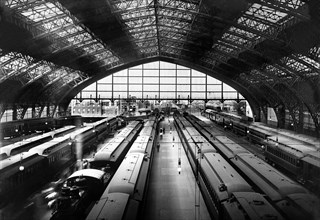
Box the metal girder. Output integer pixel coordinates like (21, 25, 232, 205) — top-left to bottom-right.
(46, 104, 57, 118)
(258, 0, 309, 20)
(0, 103, 6, 120)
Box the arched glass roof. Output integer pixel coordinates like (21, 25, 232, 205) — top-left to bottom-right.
(0, 0, 319, 131)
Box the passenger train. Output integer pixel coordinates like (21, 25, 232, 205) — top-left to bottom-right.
(174, 114, 284, 220)
(0, 125, 76, 159)
(50, 119, 145, 220)
(89, 120, 143, 171)
(183, 113, 320, 220)
(86, 116, 158, 220)
(0, 117, 119, 207)
(202, 109, 320, 195)
(0, 115, 82, 140)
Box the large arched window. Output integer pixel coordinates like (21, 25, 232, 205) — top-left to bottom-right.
(69, 61, 251, 118)
(73, 61, 245, 102)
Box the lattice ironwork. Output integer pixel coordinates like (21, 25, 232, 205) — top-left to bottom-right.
(0, 0, 319, 129)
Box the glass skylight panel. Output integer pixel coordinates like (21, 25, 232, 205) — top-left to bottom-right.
(6, 1, 116, 63)
(122, 8, 155, 20)
(264, 0, 304, 10)
(114, 0, 152, 10)
(126, 17, 155, 29)
(0, 53, 14, 65)
(140, 46, 157, 54)
(222, 33, 249, 46)
(229, 27, 257, 39)
(26, 64, 51, 80)
(246, 3, 287, 23)
(160, 0, 198, 11)
(296, 54, 320, 70)
(238, 17, 270, 32)
(265, 65, 287, 77)
(2, 56, 28, 76)
(282, 57, 308, 72)
(215, 44, 235, 55)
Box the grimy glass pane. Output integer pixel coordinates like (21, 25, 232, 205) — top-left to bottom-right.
(192, 84, 205, 92)
(144, 61, 159, 69)
(160, 92, 175, 98)
(129, 69, 142, 77)
(177, 92, 190, 99)
(192, 92, 205, 99)
(113, 77, 127, 84)
(97, 84, 111, 91)
(113, 84, 127, 91)
(97, 92, 112, 98)
(177, 69, 190, 77)
(160, 77, 175, 84)
(129, 84, 143, 91)
(144, 77, 159, 84)
(191, 77, 206, 84)
(160, 69, 175, 77)
(128, 77, 142, 84)
(144, 84, 160, 91)
(177, 84, 190, 91)
(144, 69, 158, 76)
(160, 62, 176, 69)
(207, 92, 222, 99)
(160, 84, 175, 91)
(176, 77, 190, 84)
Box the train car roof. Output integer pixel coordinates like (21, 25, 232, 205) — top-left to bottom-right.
(222, 192, 284, 220)
(267, 136, 317, 152)
(139, 126, 154, 137)
(126, 120, 142, 128)
(0, 152, 44, 178)
(201, 152, 253, 202)
(190, 136, 216, 154)
(265, 139, 316, 157)
(28, 135, 70, 155)
(128, 136, 150, 154)
(233, 153, 308, 201)
(101, 153, 145, 199)
(301, 152, 320, 167)
(185, 127, 199, 136)
(0, 125, 75, 156)
(0, 152, 39, 170)
(68, 169, 106, 181)
(94, 137, 126, 161)
(214, 136, 250, 159)
(248, 125, 273, 135)
(117, 126, 138, 137)
(86, 193, 132, 220)
(143, 120, 156, 127)
(286, 193, 320, 217)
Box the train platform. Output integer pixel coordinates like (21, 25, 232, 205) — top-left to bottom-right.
(196, 112, 319, 149)
(143, 116, 210, 220)
(251, 122, 320, 149)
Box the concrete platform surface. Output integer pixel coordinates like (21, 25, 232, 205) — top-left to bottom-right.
(143, 116, 211, 220)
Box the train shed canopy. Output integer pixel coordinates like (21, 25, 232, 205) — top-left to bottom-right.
(0, 0, 319, 129)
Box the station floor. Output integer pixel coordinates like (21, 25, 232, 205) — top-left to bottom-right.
(143, 116, 211, 220)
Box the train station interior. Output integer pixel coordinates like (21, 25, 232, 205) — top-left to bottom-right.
(0, 1, 320, 220)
